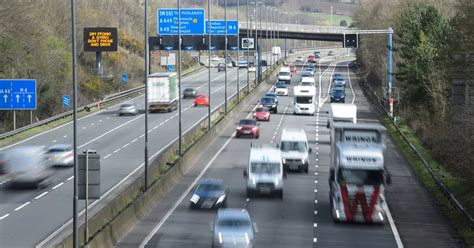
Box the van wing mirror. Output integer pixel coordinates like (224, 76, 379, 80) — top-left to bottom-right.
(308, 147, 312, 153)
(243, 169, 248, 178)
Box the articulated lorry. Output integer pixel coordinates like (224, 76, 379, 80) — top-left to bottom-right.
(147, 72, 178, 113)
(328, 122, 391, 224)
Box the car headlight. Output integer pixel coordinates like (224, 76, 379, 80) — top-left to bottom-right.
(282, 159, 286, 164)
(272, 104, 276, 107)
(236, 126, 242, 130)
(190, 194, 200, 204)
(341, 95, 345, 98)
(274, 178, 280, 186)
(250, 177, 257, 185)
(217, 194, 226, 204)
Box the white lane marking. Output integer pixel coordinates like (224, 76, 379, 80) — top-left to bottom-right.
(131, 138, 138, 143)
(314, 210, 318, 215)
(139, 134, 145, 138)
(123, 143, 130, 148)
(34, 192, 48, 200)
(383, 201, 404, 248)
(147, 130, 152, 133)
(0, 214, 9, 220)
(314, 189, 318, 193)
(313, 223, 318, 227)
(82, 127, 86, 130)
(14, 202, 31, 211)
(52, 182, 64, 190)
(67, 176, 74, 181)
(99, 120, 103, 122)
(52, 140, 57, 143)
(113, 148, 121, 153)
(347, 65, 356, 104)
(313, 238, 318, 243)
(315, 180, 318, 184)
(104, 154, 112, 159)
(138, 99, 259, 248)
(106, 117, 110, 119)
(63, 135, 67, 138)
(91, 123, 95, 126)
(315, 200, 318, 204)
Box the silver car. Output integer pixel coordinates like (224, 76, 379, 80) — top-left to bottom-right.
(3, 146, 50, 188)
(212, 209, 255, 248)
(46, 144, 73, 167)
(119, 102, 138, 115)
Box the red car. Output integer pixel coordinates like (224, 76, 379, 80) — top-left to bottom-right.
(235, 119, 260, 138)
(253, 107, 270, 121)
(307, 55, 317, 63)
(194, 94, 209, 106)
(289, 64, 297, 73)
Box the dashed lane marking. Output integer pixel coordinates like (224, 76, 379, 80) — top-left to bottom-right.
(14, 202, 31, 211)
(104, 154, 112, 159)
(52, 182, 64, 190)
(34, 192, 48, 200)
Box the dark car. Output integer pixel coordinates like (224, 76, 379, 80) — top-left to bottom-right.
(264, 92, 278, 104)
(217, 63, 226, 72)
(260, 60, 268, 66)
(190, 178, 227, 209)
(332, 73, 344, 82)
(330, 88, 346, 103)
(183, 88, 197, 98)
(275, 80, 287, 88)
(259, 96, 277, 113)
(236, 119, 260, 138)
(328, 51, 334, 56)
(300, 71, 313, 78)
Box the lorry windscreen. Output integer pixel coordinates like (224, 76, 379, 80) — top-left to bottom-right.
(251, 162, 280, 174)
(296, 96, 313, 104)
(337, 168, 384, 185)
(281, 141, 306, 152)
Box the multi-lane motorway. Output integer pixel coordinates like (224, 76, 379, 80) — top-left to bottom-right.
(0, 57, 270, 247)
(116, 52, 460, 248)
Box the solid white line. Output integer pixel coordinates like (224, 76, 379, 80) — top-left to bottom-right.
(131, 138, 138, 143)
(52, 182, 64, 190)
(123, 143, 130, 148)
(383, 201, 404, 248)
(67, 176, 74, 181)
(0, 214, 9, 220)
(347, 65, 356, 104)
(104, 154, 112, 159)
(34, 192, 48, 200)
(52, 140, 57, 143)
(14, 202, 31, 211)
(113, 148, 121, 153)
(63, 135, 67, 138)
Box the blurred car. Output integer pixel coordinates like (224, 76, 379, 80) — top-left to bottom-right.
(328, 50, 334, 56)
(275, 84, 288, 96)
(236, 119, 260, 138)
(289, 48, 295, 53)
(334, 79, 346, 86)
(296, 56, 304, 62)
(225, 58, 236, 67)
(46, 144, 73, 167)
(0, 152, 6, 175)
(253, 107, 271, 121)
(289, 64, 297, 73)
(212, 208, 255, 248)
(194, 94, 209, 106)
(307, 55, 317, 63)
(212, 55, 220, 62)
(332, 73, 344, 82)
(264, 92, 279, 103)
(3, 146, 50, 188)
(119, 102, 138, 116)
(300, 71, 313, 79)
(260, 60, 268, 66)
(303, 66, 315, 76)
(217, 63, 226, 72)
(248, 66, 256, 72)
(238, 60, 248, 69)
(275, 80, 287, 88)
(259, 96, 278, 113)
(332, 83, 345, 91)
(190, 178, 227, 209)
(183, 88, 197, 98)
(330, 88, 346, 103)
(314, 51, 321, 58)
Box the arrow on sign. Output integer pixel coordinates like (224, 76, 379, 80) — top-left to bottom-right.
(27, 94, 32, 103)
(16, 94, 20, 103)
(3, 94, 7, 103)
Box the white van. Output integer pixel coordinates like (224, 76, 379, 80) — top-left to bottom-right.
(299, 77, 316, 87)
(278, 67, 292, 83)
(244, 144, 285, 198)
(280, 129, 311, 173)
(293, 86, 316, 115)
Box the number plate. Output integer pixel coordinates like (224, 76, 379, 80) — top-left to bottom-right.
(259, 187, 270, 194)
(290, 164, 298, 170)
(201, 201, 214, 209)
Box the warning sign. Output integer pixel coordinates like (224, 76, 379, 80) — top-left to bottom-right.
(84, 27, 118, 52)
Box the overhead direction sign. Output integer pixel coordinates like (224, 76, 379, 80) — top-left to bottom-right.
(0, 79, 37, 110)
(158, 8, 205, 35)
(205, 20, 239, 35)
(83, 27, 118, 52)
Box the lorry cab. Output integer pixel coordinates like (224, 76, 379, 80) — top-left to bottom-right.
(329, 143, 389, 224)
(244, 144, 285, 199)
(299, 77, 316, 87)
(293, 86, 316, 115)
(280, 129, 311, 173)
(327, 103, 357, 128)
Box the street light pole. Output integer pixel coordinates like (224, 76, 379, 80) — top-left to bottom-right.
(208, 0, 212, 130)
(70, 0, 78, 247)
(144, 0, 149, 190)
(237, 0, 240, 102)
(265, 6, 269, 67)
(224, 0, 228, 114)
(246, 0, 250, 93)
(178, 0, 182, 156)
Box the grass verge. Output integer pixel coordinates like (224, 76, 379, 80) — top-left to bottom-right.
(381, 116, 474, 246)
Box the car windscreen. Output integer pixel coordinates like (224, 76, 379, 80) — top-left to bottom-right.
(260, 97, 275, 105)
(300, 82, 314, 86)
(251, 162, 281, 174)
(48, 147, 70, 153)
(304, 67, 313, 71)
(217, 218, 251, 228)
(196, 183, 222, 192)
(337, 168, 384, 185)
(276, 85, 287, 89)
(239, 119, 256, 125)
(332, 90, 344, 96)
(121, 104, 133, 108)
(196, 95, 207, 98)
(280, 141, 307, 152)
(184, 88, 194, 92)
(279, 72, 290, 76)
(256, 107, 268, 112)
(295, 96, 313, 104)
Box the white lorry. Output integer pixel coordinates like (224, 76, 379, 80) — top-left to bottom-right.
(147, 72, 178, 112)
(293, 86, 316, 115)
(326, 103, 357, 128)
(244, 144, 285, 198)
(328, 122, 391, 224)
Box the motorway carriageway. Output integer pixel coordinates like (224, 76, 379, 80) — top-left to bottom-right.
(117, 51, 460, 248)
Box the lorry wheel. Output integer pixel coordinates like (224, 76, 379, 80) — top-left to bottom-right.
(304, 163, 309, 173)
(278, 190, 283, 199)
(246, 189, 254, 198)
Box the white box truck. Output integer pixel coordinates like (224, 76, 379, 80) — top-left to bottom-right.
(293, 86, 316, 115)
(326, 103, 357, 128)
(147, 72, 178, 113)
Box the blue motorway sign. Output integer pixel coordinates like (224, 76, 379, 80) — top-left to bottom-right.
(63, 95, 71, 108)
(205, 20, 239, 35)
(167, 65, 174, 72)
(0, 79, 37, 110)
(158, 8, 205, 35)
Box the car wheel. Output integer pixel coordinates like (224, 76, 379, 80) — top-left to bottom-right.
(255, 134, 259, 139)
(304, 165, 309, 174)
(236, 133, 240, 138)
(247, 189, 254, 198)
(194, 104, 197, 107)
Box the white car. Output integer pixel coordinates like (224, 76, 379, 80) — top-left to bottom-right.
(296, 56, 304, 62)
(248, 66, 256, 72)
(275, 84, 289, 96)
(212, 55, 219, 62)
